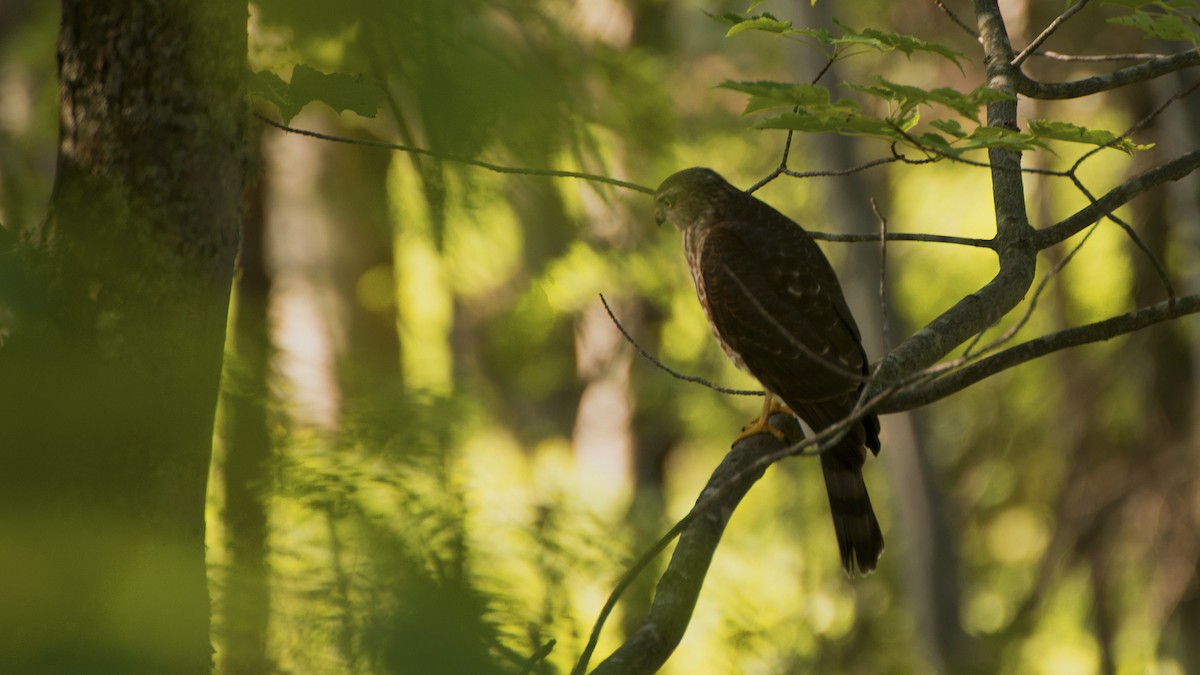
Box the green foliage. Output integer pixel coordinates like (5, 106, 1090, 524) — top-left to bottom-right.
(1104, 0, 1200, 43)
(1026, 119, 1155, 155)
(846, 78, 1012, 122)
(722, 76, 1152, 158)
(711, 12, 964, 68)
(249, 65, 384, 123)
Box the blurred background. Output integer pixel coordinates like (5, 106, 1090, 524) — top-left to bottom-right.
(2, 1, 1199, 673)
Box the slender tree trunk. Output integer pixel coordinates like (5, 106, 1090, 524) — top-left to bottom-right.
(0, 2, 245, 672)
(218, 128, 273, 675)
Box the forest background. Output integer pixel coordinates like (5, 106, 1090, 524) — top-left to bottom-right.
(1, 1, 1199, 674)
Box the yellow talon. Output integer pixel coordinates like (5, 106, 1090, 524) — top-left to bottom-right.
(733, 394, 793, 444)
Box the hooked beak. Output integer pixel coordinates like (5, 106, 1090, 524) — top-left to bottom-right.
(654, 206, 666, 227)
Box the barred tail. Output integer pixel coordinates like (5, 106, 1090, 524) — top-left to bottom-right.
(820, 447, 883, 575)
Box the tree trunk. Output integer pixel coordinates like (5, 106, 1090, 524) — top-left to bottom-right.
(0, 2, 245, 672)
(218, 127, 273, 675)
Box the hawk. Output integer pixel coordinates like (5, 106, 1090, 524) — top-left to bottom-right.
(654, 167, 883, 575)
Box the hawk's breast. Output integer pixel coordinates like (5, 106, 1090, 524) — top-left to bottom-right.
(683, 227, 749, 372)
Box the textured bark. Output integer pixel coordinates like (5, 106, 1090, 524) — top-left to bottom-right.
(0, 1, 245, 672)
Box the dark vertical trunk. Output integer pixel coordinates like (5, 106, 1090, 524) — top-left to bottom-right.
(0, 2, 245, 672)
(218, 129, 273, 675)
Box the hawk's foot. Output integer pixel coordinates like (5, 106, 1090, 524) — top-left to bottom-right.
(733, 395, 793, 444)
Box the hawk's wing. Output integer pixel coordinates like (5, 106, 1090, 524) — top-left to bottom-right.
(698, 217, 867, 406)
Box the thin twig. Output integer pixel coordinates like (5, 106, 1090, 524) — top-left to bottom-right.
(809, 230, 995, 248)
(520, 640, 556, 675)
(257, 115, 656, 196)
(1067, 176, 1176, 303)
(933, 0, 979, 38)
(872, 199, 892, 354)
(1035, 50, 1171, 62)
(598, 294, 763, 397)
(748, 53, 839, 194)
(1012, 0, 1090, 67)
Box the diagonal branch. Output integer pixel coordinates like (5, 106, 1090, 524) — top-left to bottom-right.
(1035, 149, 1200, 248)
(1015, 49, 1200, 100)
(583, 414, 805, 675)
(878, 294, 1200, 411)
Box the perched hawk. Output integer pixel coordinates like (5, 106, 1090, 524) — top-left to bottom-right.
(655, 167, 883, 575)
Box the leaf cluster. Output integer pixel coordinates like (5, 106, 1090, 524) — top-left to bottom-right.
(1104, 0, 1200, 44)
(720, 79, 1153, 156)
(710, 12, 965, 68)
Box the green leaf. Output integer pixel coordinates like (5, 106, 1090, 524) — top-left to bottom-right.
(1109, 11, 1199, 42)
(832, 20, 966, 69)
(248, 66, 384, 124)
(723, 12, 793, 36)
(1027, 119, 1155, 154)
(931, 118, 968, 138)
(719, 80, 833, 114)
(846, 78, 1012, 122)
(289, 65, 385, 119)
(960, 126, 1047, 152)
(248, 70, 301, 123)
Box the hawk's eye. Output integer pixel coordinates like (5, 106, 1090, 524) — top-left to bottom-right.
(661, 196, 675, 209)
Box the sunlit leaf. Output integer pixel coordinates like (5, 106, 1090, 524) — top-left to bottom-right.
(832, 20, 966, 69)
(959, 125, 1047, 152)
(723, 12, 793, 36)
(1027, 119, 1155, 154)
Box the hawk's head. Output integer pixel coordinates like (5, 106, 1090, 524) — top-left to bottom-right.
(654, 167, 738, 231)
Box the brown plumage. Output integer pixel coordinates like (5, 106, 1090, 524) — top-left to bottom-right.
(655, 167, 883, 575)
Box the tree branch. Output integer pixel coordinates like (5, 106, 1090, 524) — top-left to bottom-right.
(878, 295, 1200, 411)
(873, 0, 1037, 388)
(584, 414, 804, 675)
(1035, 149, 1200, 248)
(1015, 49, 1200, 100)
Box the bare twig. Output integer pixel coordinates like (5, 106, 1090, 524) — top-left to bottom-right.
(809, 230, 995, 248)
(872, 198, 892, 354)
(1035, 50, 1171, 62)
(1011, 0, 1090, 68)
(257, 115, 656, 196)
(748, 53, 840, 194)
(1066, 176, 1176, 302)
(598, 294, 763, 397)
(519, 640, 556, 675)
(933, 0, 980, 38)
